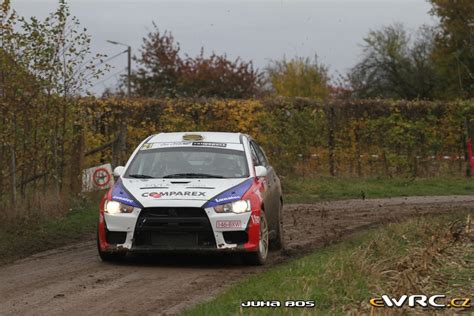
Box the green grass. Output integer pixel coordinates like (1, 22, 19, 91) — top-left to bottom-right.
(0, 208, 98, 265)
(283, 177, 474, 203)
(184, 212, 473, 316)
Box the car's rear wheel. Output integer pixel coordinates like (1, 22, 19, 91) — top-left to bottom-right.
(97, 231, 126, 262)
(243, 212, 269, 266)
(270, 200, 284, 250)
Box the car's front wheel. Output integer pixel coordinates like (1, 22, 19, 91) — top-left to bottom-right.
(243, 211, 269, 265)
(97, 232, 126, 262)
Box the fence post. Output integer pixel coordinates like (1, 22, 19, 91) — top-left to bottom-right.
(0, 144, 3, 199)
(354, 126, 362, 177)
(465, 117, 472, 177)
(70, 123, 85, 194)
(10, 146, 17, 211)
(326, 105, 336, 176)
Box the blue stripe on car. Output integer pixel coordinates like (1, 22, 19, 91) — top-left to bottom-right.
(203, 178, 254, 208)
(111, 179, 142, 208)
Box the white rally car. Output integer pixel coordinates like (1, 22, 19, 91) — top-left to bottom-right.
(97, 132, 283, 265)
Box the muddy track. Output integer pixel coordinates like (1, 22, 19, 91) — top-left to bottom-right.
(1, 196, 473, 315)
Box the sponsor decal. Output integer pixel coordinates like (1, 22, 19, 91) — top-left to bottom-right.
(150, 192, 162, 199)
(192, 141, 227, 147)
(369, 295, 471, 309)
(113, 196, 136, 204)
(142, 191, 206, 198)
(215, 195, 240, 203)
(155, 141, 191, 147)
(251, 215, 260, 224)
(216, 220, 242, 228)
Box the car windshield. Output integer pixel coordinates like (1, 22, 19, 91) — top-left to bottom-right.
(124, 147, 249, 179)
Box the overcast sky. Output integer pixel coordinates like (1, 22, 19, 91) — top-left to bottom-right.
(13, 0, 436, 94)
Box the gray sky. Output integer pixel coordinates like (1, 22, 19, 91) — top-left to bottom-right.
(13, 0, 436, 94)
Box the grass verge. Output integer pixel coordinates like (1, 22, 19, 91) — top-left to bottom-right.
(184, 212, 473, 315)
(284, 176, 474, 203)
(0, 207, 98, 265)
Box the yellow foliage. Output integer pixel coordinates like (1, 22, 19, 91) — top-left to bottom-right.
(77, 97, 474, 177)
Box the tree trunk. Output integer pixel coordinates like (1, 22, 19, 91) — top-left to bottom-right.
(10, 147, 17, 211)
(70, 124, 85, 194)
(464, 117, 472, 177)
(112, 118, 127, 168)
(326, 105, 336, 177)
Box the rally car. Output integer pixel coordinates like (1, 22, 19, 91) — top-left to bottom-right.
(97, 132, 283, 265)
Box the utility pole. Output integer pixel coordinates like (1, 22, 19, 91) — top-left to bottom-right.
(127, 46, 131, 97)
(107, 40, 132, 97)
(106, 40, 132, 167)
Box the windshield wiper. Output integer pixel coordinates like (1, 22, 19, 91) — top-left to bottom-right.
(128, 174, 155, 179)
(163, 173, 224, 179)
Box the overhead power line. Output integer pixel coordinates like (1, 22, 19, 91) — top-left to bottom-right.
(91, 67, 127, 87)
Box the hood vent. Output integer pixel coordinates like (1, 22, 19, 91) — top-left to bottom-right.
(186, 186, 215, 189)
(140, 186, 169, 190)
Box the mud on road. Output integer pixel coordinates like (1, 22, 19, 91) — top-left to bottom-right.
(1, 196, 473, 315)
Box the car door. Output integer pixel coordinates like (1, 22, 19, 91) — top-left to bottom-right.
(250, 140, 280, 232)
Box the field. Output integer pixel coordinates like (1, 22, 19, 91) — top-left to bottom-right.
(284, 176, 474, 203)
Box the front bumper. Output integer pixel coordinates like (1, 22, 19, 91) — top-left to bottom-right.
(102, 205, 255, 252)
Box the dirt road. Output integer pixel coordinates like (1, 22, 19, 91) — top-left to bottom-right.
(1, 196, 473, 315)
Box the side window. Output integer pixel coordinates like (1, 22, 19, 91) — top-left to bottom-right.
(249, 142, 261, 166)
(251, 141, 268, 167)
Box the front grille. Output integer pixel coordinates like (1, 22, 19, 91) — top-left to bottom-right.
(133, 207, 216, 249)
(142, 207, 208, 218)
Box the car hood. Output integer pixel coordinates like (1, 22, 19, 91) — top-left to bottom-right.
(119, 178, 252, 208)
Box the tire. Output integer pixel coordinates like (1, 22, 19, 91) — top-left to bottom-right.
(243, 211, 269, 266)
(97, 231, 126, 262)
(270, 200, 284, 250)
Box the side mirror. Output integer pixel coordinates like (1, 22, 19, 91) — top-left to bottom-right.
(113, 166, 125, 177)
(255, 166, 268, 178)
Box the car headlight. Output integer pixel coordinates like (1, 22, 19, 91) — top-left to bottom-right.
(214, 200, 251, 214)
(104, 200, 134, 214)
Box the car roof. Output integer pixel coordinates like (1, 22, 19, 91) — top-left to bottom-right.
(147, 132, 244, 144)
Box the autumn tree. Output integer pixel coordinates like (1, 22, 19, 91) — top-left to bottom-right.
(266, 56, 330, 99)
(349, 24, 438, 100)
(429, 0, 474, 99)
(0, 0, 108, 211)
(129, 24, 262, 98)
